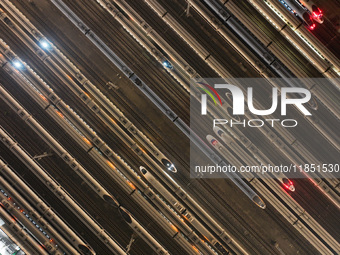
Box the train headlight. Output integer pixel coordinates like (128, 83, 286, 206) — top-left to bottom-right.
(162, 60, 173, 69)
(40, 39, 51, 50)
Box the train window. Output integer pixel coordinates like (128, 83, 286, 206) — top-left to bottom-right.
(141, 167, 147, 175)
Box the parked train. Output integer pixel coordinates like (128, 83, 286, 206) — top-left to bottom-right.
(0, 50, 214, 254)
(0, 205, 49, 255)
(0, 127, 126, 254)
(0, 0, 177, 175)
(140, 166, 250, 255)
(91, 149, 215, 255)
(95, 0, 337, 197)
(213, 127, 295, 191)
(49, 0, 265, 210)
(0, 33, 228, 254)
(0, 159, 95, 255)
(0, 192, 66, 255)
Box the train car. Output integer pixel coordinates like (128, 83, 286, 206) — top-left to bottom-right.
(51, 0, 264, 209)
(0, 128, 126, 254)
(140, 166, 245, 254)
(0, 84, 119, 206)
(0, 194, 63, 255)
(0, 37, 210, 254)
(205, 135, 338, 254)
(0, 205, 50, 255)
(0, 160, 97, 255)
(0, 178, 81, 254)
(90, 149, 211, 254)
(119, 206, 171, 255)
(0, 51, 207, 254)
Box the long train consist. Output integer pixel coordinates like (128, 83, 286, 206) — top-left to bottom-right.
(0, 187, 69, 255)
(0, 0, 338, 253)
(0, 14, 245, 252)
(0, 159, 94, 255)
(0, 38, 243, 253)
(205, 134, 339, 255)
(0, 125, 126, 254)
(0, 23, 252, 251)
(142, 0, 340, 160)
(0, 0, 177, 175)
(93, 0, 339, 201)
(126, 1, 340, 253)
(95, 0, 308, 193)
(257, 0, 340, 76)
(90, 148, 221, 254)
(1, 24, 338, 254)
(140, 166, 248, 255)
(0, 76, 177, 254)
(0, 202, 49, 255)
(140, 0, 340, 196)
(48, 0, 265, 210)
(0, 43, 221, 253)
(213, 127, 295, 191)
(199, 0, 340, 122)
(0, 12, 243, 251)
(93, 0, 337, 201)
(0, 4, 181, 203)
(193, 0, 340, 190)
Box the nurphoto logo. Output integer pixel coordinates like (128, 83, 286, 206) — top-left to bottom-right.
(198, 82, 312, 128)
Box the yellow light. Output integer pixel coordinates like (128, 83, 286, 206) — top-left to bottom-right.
(192, 245, 199, 253)
(107, 161, 116, 169)
(83, 137, 92, 145)
(57, 111, 64, 118)
(127, 181, 136, 190)
(40, 94, 48, 102)
(171, 225, 178, 232)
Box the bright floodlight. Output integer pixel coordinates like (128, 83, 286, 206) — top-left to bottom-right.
(162, 60, 173, 69)
(40, 39, 51, 50)
(12, 60, 23, 69)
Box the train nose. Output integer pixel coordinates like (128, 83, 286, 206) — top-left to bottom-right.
(253, 195, 266, 209)
(213, 126, 223, 136)
(103, 195, 119, 207)
(139, 166, 147, 175)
